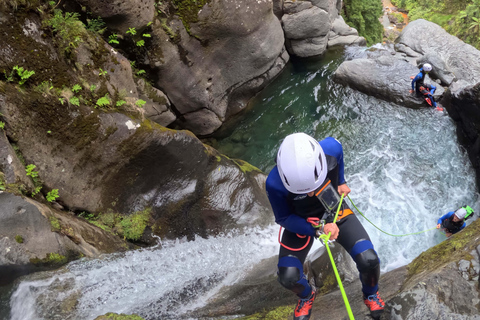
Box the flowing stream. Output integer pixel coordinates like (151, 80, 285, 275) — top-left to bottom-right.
(3, 45, 480, 320)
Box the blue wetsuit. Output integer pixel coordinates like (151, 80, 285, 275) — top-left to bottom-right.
(266, 137, 380, 299)
(437, 211, 466, 235)
(411, 68, 437, 107)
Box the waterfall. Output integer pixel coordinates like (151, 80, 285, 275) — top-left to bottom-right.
(6, 46, 480, 319)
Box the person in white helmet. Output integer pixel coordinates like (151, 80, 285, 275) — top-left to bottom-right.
(409, 63, 439, 108)
(437, 206, 474, 237)
(266, 133, 384, 320)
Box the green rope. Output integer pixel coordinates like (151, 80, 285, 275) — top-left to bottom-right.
(347, 195, 437, 237)
(318, 194, 355, 320)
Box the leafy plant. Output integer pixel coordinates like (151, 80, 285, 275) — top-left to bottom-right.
(96, 94, 111, 108)
(86, 17, 106, 34)
(108, 34, 119, 44)
(126, 27, 137, 35)
(45, 9, 85, 52)
(6, 66, 35, 85)
(130, 61, 136, 68)
(116, 100, 127, 107)
(135, 99, 146, 107)
(72, 84, 82, 93)
(46, 189, 59, 202)
(26, 164, 39, 178)
(69, 96, 80, 106)
(136, 69, 146, 76)
(136, 40, 145, 47)
(90, 84, 97, 92)
(142, 33, 151, 38)
(98, 68, 107, 76)
(58, 97, 65, 105)
(0, 122, 5, 130)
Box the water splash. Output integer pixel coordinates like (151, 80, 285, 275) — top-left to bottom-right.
(9, 226, 279, 320)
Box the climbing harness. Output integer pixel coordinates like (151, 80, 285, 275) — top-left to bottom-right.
(347, 195, 437, 237)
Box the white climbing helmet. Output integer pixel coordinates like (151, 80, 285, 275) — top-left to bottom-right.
(276, 133, 327, 194)
(455, 208, 467, 219)
(423, 63, 432, 72)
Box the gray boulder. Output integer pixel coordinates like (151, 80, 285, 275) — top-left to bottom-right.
(0, 192, 129, 285)
(282, 6, 331, 39)
(282, 4, 331, 57)
(146, 0, 287, 136)
(396, 19, 480, 87)
(334, 55, 444, 108)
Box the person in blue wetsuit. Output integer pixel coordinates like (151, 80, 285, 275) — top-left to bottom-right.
(409, 63, 438, 108)
(266, 132, 384, 320)
(436, 206, 473, 237)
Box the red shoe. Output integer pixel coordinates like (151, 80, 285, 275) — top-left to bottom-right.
(363, 291, 385, 320)
(294, 288, 316, 320)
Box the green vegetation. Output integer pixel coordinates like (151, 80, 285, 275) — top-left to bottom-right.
(44, 9, 85, 52)
(72, 84, 82, 93)
(69, 96, 80, 106)
(5, 66, 35, 85)
(46, 189, 59, 202)
(15, 235, 24, 243)
(108, 34, 120, 44)
(342, 0, 384, 45)
(94, 313, 145, 320)
(237, 306, 294, 320)
(118, 208, 151, 241)
(86, 17, 106, 34)
(49, 216, 61, 232)
(79, 208, 152, 241)
(96, 94, 111, 108)
(126, 27, 137, 36)
(135, 99, 146, 107)
(171, 0, 210, 33)
(0, 121, 5, 130)
(116, 100, 127, 107)
(30, 252, 68, 266)
(391, 0, 480, 49)
(136, 40, 145, 47)
(25, 164, 39, 179)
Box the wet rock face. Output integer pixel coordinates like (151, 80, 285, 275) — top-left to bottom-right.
(146, 0, 287, 136)
(73, 0, 155, 33)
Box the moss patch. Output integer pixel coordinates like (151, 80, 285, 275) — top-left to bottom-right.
(237, 305, 294, 320)
(30, 252, 68, 266)
(117, 208, 152, 241)
(170, 0, 211, 34)
(94, 313, 145, 320)
(14, 235, 24, 243)
(49, 216, 61, 232)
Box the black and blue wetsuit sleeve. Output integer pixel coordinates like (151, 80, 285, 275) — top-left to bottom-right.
(437, 211, 454, 225)
(319, 137, 346, 185)
(411, 72, 422, 91)
(266, 167, 316, 237)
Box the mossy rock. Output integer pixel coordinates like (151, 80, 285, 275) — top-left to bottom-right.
(236, 305, 294, 320)
(94, 313, 145, 320)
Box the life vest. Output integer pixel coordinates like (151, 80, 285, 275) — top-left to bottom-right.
(441, 215, 464, 234)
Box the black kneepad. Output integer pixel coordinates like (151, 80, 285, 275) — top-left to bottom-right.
(278, 266, 301, 289)
(356, 248, 380, 286)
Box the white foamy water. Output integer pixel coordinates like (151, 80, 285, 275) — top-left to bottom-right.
(9, 226, 279, 320)
(6, 45, 480, 319)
